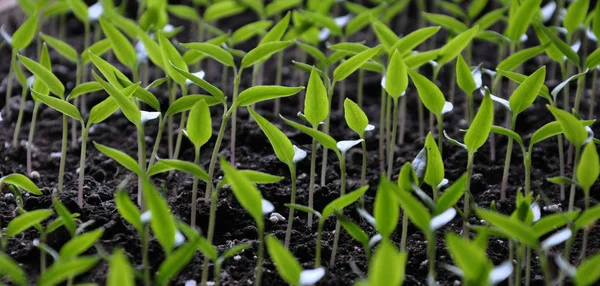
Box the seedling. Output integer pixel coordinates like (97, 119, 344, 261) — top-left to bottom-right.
(343, 98, 373, 189)
(384, 49, 408, 177)
(266, 236, 325, 286)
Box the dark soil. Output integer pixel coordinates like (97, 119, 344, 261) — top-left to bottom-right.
(1, 2, 600, 285)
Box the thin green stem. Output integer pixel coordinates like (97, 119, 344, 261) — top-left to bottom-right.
(400, 210, 408, 251)
(316, 220, 324, 267)
(427, 232, 436, 285)
(191, 148, 201, 227)
(573, 70, 585, 112)
(398, 95, 407, 145)
(204, 105, 231, 201)
(308, 138, 317, 226)
(254, 228, 264, 286)
(589, 69, 597, 120)
(137, 125, 147, 209)
(524, 152, 532, 195)
(329, 153, 346, 267)
(167, 80, 175, 158)
(284, 164, 297, 247)
(525, 246, 532, 286)
(77, 125, 89, 207)
(201, 185, 219, 286)
(27, 101, 40, 176)
(579, 192, 591, 261)
(142, 224, 151, 286)
(172, 85, 189, 161)
(71, 62, 83, 148)
(13, 86, 28, 147)
(146, 117, 165, 171)
(320, 81, 336, 187)
(437, 115, 443, 155)
(230, 71, 242, 165)
(500, 117, 516, 200)
(568, 146, 581, 211)
(58, 114, 68, 192)
(357, 68, 364, 108)
(360, 138, 367, 187)
(379, 83, 387, 173)
(387, 98, 399, 178)
(464, 152, 474, 237)
(509, 240, 515, 286)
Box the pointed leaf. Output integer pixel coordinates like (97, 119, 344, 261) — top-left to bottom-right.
(234, 85, 304, 108)
(7, 209, 53, 237)
(0, 173, 41, 195)
(465, 91, 494, 152)
(248, 108, 294, 166)
(241, 41, 292, 69)
(266, 236, 302, 285)
(408, 69, 446, 115)
(385, 50, 408, 99)
(333, 46, 381, 82)
(37, 257, 98, 286)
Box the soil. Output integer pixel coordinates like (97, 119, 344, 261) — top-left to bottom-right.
(1, 2, 600, 285)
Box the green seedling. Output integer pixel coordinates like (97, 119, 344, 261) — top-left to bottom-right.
(384, 49, 408, 177)
(266, 236, 325, 286)
(343, 98, 373, 189)
(287, 185, 369, 267)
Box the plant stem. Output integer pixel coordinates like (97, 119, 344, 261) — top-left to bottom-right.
(463, 152, 474, 238)
(201, 185, 219, 286)
(172, 85, 189, 161)
(579, 192, 591, 261)
(515, 245, 523, 285)
(5, 50, 16, 119)
(437, 115, 443, 155)
(525, 246, 532, 286)
(573, 70, 585, 112)
(147, 117, 165, 170)
(27, 101, 40, 176)
(221, 66, 229, 95)
(589, 68, 597, 120)
(387, 98, 399, 178)
(71, 62, 83, 149)
(500, 117, 516, 200)
(230, 70, 242, 166)
(12, 87, 28, 147)
(509, 240, 515, 286)
(284, 164, 297, 247)
(568, 145, 581, 211)
(379, 82, 386, 173)
(254, 228, 264, 286)
(357, 68, 364, 108)
(77, 125, 90, 207)
(539, 252, 553, 285)
(524, 152, 531, 195)
(191, 148, 200, 226)
(398, 95, 407, 145)
(316, 220, 324, 267)
(329, 153, 346, 267)
(427, 232, 436, 285)
(58, 114, 68, 192)
(320, 81, 336, 186)
(308, 138, 317, 226)
(204, 104, 231, 201)
(467, 94, 474, 123)
(360, 137, 367, 187)
(214, 260, 222, 286)
(142, 224, 151, 286)
(400, 210, 408, 251)
(167, 81, 175, 158)
(137, 125, 147, 209)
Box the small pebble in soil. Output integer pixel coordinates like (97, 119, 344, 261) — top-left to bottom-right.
(50, 152, 62, 159)
(5, 193, 14, 199)
(453, 280, 461, 286)
(29, 171, 40, 179)
(184, 280, 196, 286)
(233, 255, 241, 261)
(544, 204, 562, 212)
(269, 212, 285, 223)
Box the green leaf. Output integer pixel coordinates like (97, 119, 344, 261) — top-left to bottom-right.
(368, 240, 407, 286)
(280, 115, 339, 152)
(423, 12, 468, 34)
(343, 99, 369, 137)
(52, 197, 76, 236)
(408, 69, 446, 116)
(385, 50, 408, 99)
(186, 100, 212, 149)
(504, 0, 542, 41)
(405, 49, 440, 69)
(575, 252, 600, 286)
(333, 46, 381, 82)
(295, 41, 326, 64)
(88, 51, 128, 89)
(496, 69, 552, 101)
(327, 42, 369, 55)
(322, 185, 369, 219)
(108, 249, 134, 286)
(0, 252, 27, 286)
(94, 142, 142, 176)
(178, 222, 218, 261)
(372, 20, 400, 54)
(424, 133, 444, 188)
(564, 0, 590, 35)
(391, 26, 441, 56)
(301, 10, 342, 35)
(456, 55, 476, 93)
(497, 44, 547, 71)
(440, 1, 467, 19)
(142, 179, 177, 253)
(182, 42, 235, 68)
(99, 19, 136, 69)
(220, 159, 265, 230)
(204, 0, 246, 22)
(67, 0, 89, 23)
(235, 170, 284, 185)
(136, 28, 164, 69)
(304, 67, 329, 127)
(87, 84, 137, 126)
(260, 13, 291, 45)
(465, 92, 494, 152)
(155, 237, 200, 285)
(285, 204, 321, 218)
(468, 0, 489, 19)
(37, 256, 98, 286)
(575, 205, 600, 230)
(375, 177, 400, 238)
(392, 179, 432, 232)
(594, 3, 600, 41)
(147, 160, 211, 183)
(547, 176, 577, 185)
(32, 43, 51, 96)
(266, 0, 301, 17)
(533, 211, 580, 237)
(585, 48, 600, 68)
(170, 63, 225, 102)
(473, 8, 506, 31)
(18, 54, 65, 98)
(530, 121, 564, 147)
(7, 209, 53, 237)
(538, 23, 580, 66)
(12, 13, 38, 50)
(165, 95, 221, 118)
(335, 212, 369, 245)
(0, 173, 41, 195)
(233, 85, 304, 108)
(445, 233, 490, 281)
(475, 208, 538, 247)
(92, 72, 141, 126)
(241, 41, 292, 69)
(346, 4, 386, 36)
(435, 174, 467, 214)
(438, 26, 479, 66)
(167, 4, 200, 21)
(490, 125, 524, 150)
(158, 32, 187, 85)
(31, 90, 82, 121)
(40, 33, 78, 63)
(59, 228, 104, 258)
(220, 243, 252, 261)
(81, 39, 112, 64)
(232, 20, 273, 45)
(577, 142, 599, 192)
(248, 108, 295, 166)
(115, 189, 142, 233)
(509, 66, 546, 116)
(547, 105, 588, 147)
(266, 236, 302, 285)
